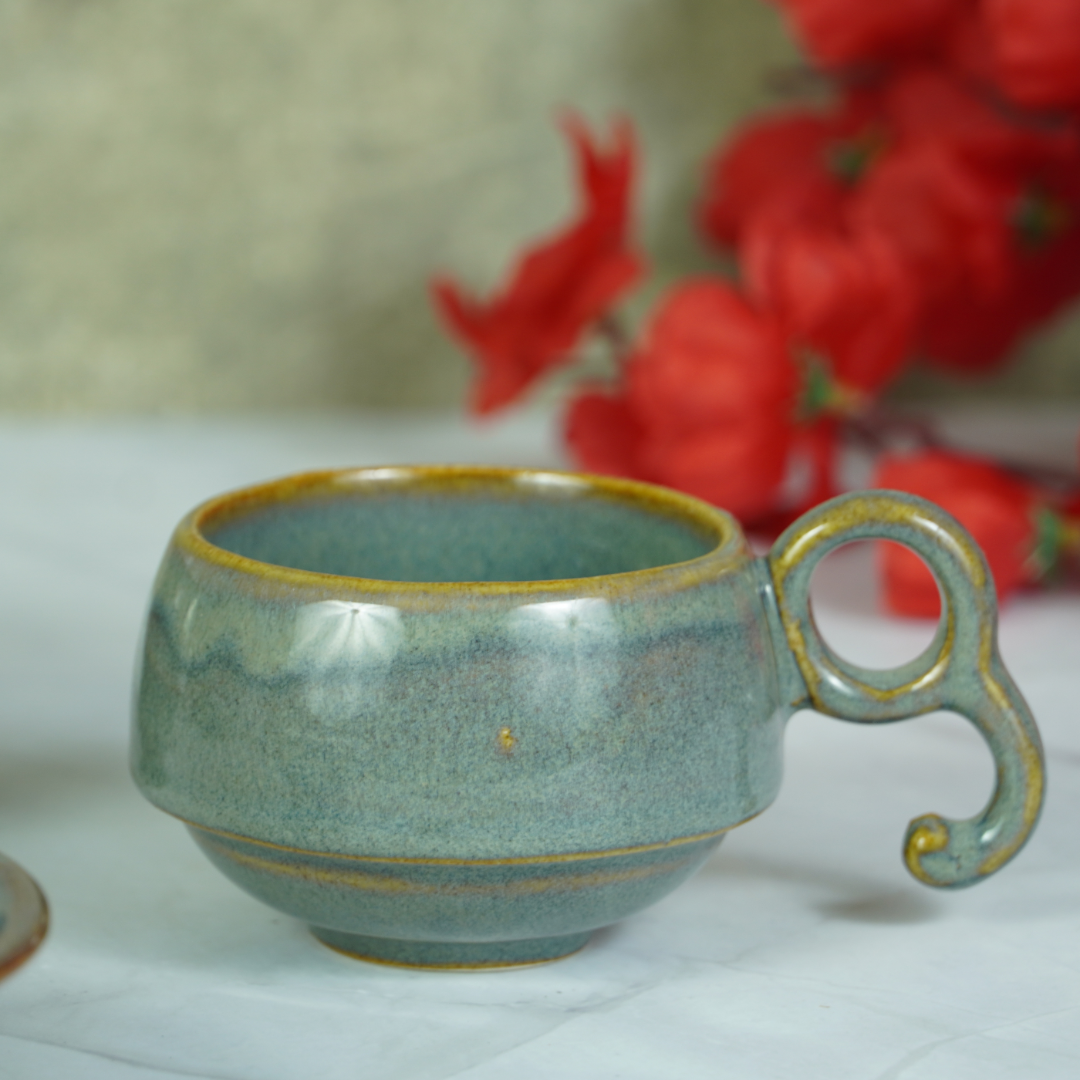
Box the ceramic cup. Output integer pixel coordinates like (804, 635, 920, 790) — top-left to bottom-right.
(132, 466, 1044, 969)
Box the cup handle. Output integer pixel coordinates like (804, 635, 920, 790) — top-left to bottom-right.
(767, 490, 1045, 888)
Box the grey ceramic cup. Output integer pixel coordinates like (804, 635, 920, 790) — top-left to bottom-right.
(132, 466, 1044, 969)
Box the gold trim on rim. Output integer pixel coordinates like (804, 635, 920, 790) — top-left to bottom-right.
(174, 465, 747, 598)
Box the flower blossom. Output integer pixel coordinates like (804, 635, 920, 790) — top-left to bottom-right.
(566, 280, 798, 524)
(432, 116, 644, 415)
(772, 0, 968, 67)
(698, 110, 857, 249)
(744, 216, 920, 396)
(985, 0, 1080, 110)
(702, 68, 1080, 378)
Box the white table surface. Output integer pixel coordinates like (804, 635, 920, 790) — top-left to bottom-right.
(0, 409, 1078, 1080)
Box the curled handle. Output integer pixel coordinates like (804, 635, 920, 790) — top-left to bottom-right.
(768, 491, 1045, 888)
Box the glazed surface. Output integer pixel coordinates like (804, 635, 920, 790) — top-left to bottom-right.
(190, 825, 725, 961)
(132, 468, 788, 860)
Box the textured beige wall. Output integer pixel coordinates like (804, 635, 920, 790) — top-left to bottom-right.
(0, 0, 1076, 413)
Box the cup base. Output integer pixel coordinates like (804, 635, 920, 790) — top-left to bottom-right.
(311, 927, 592, 970)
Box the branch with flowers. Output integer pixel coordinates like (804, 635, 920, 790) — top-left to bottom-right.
(432, 0, 1080, 616)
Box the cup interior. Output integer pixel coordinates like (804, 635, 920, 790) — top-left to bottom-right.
(199, 469, 728, 584)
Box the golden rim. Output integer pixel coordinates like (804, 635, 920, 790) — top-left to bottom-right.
(174, 465, 747, 597)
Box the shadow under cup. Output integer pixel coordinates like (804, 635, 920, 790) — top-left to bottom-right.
(133, 467, 790, 968)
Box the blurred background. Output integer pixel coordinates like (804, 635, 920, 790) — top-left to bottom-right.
(2, 0, 1078, 416)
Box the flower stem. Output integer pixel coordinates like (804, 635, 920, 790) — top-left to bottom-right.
(595, 313, 634, 371)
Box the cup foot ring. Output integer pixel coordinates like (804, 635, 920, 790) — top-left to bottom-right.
(311, 927, 592, 970)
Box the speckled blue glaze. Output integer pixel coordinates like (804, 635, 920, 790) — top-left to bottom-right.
(768, 491, 1044, 889)
(131, 468, 1044, 968)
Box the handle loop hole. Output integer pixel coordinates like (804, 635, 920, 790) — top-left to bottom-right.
(809, 539, 941, 672)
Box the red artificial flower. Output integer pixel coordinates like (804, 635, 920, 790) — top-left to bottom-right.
(704, 66, 1080, 384)
(985, 0, 1080, 109)
(920, 201, 1080, 371)
(945, 2, 1000, 85)
(723, 73, 1061, 394)
(880, 66, 1079, 169)
(874, 450, 1040, 616)
(744, 215, 920, 395)
(698, 112, 852, 249)
(566, 280, 799, 523)
(772, 0, 967, 67)
(864, 68, 1080, 373)
(918, 138, 1080, 371)
(563, 389, 643, 479)
(849, 139, 1017, 305)
(741, 211, 919, 515)
(432, 116, 644, 415)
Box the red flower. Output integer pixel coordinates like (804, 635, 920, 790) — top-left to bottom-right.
(772, 0, 967, 67)
(702, 69, 1080, 384)
(880, 66, 1078, 168)
(920, 206, 1080, 371)
(564, 389, 643, 479)
(704, 67, 1080, 385)
(699, 112, 852, 249)
(865, 68, 1080, 373)
(849, 139, 1017, 305)
(744, 216, 920, 395)
(566, 280, 798, 523)
(874, 450, 1039, 616)
(740, 211, 917, 510)
(945, 3, 999, 85)
(985, 0, 1080, 109)
(919, 141, 1080, 371)
(432, 116, 644, 415)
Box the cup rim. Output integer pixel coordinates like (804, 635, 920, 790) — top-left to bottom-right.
(176, 464, 747, 596)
